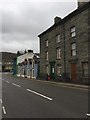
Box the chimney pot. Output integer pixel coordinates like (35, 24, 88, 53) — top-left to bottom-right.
(28, 49, 33, 53)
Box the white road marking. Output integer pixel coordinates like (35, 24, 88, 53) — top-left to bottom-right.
(0, 99, 7, 115)
(86, 113, 90, 117)
(26, 89, 53, 101)
(6, 81, 9, 83)
(2, 106, 6, 114)
(0, 99, 2, 104)
(12, 83, 20, 87)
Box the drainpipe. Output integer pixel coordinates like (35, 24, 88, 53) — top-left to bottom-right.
(62, 23, 66, 76)
(32, 59, 33, 78)
(32, 59, 34, 78)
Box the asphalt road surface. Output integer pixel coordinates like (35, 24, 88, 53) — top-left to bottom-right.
(0, 72, 2, 119)
(2, 73, 88, 118)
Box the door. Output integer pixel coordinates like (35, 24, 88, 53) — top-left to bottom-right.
(71, 63, 77, 80)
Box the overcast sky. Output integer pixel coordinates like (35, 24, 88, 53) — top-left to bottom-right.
(0, 0, 77, 53)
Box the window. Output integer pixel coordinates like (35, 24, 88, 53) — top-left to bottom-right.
(71, 43, 76, 56)
(46, 40, 48, 47)
(57, 48, 61, 59)
(56, 34, 60, 43)
(57, 64, 61, 76)
(70, 26, 76, 37)
(46, 66, 49, 74)
(7, 62, 11, 65)
(32, 60, 34, 68)
(28, 59, 32, 65)
(46, 51, 48, 61)
(32, 69, 34, 77)
(82, 62, 88, 76)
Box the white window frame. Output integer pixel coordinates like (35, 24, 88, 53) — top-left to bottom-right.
(71, 27, 76, 38)
(57, 65, 61, 76)
(46, 51, 48, 61)
(57, 48, 61, 59)
(71, 43, 76, 56)
(46, 66, 49, 74)
(56, 34, 60, 43)
(46, 40, 48, 47)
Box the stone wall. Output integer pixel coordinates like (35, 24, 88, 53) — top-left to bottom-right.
(39, 3, 89, 84)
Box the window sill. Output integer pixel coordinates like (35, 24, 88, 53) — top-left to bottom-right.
(56, 58, 61, 60)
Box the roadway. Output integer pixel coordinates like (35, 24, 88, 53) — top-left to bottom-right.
(0, 72, 2, 119)
(2, 73, 88, 118)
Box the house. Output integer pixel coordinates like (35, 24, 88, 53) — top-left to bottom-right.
(0, 52, 17, 72)
(16, 50, 40, 79)
(38, 1, 90, 84)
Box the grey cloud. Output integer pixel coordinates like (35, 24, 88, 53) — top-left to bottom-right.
(2, 37, 39, 53)
(2, 2, 77, 34)
(1, 1, 77, 53)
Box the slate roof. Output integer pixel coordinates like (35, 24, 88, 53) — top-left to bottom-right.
(17, 52, 40, 64)
(38, 2, 90, 37)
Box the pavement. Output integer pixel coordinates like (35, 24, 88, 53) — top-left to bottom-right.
(14, 75, 89, 90)
(40, 80, 89, 90)
(2, 72, 89, 92)
(2, 72, 89, 90)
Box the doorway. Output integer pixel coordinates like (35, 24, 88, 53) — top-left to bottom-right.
(71, 63, 77, 80)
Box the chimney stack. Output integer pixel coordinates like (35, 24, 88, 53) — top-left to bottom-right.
(54, 16, 61, 24)
(78, 0, 90, 8)
(28, 49, 33, 53)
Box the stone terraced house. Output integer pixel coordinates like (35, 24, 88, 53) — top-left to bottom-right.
(38, 1, 90, 84)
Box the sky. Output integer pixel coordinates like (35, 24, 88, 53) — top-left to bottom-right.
(0, 0, 78, 53)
